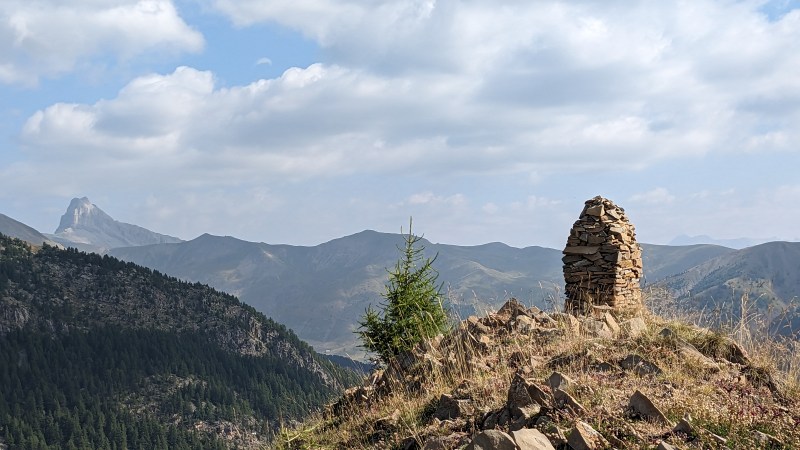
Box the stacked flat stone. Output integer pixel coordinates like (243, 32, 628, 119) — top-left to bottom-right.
(563, 196, 643, 314)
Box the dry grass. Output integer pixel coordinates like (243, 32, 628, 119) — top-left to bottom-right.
(276, 290, 800, 450)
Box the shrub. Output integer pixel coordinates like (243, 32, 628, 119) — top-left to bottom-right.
(357, 220, 449, 365)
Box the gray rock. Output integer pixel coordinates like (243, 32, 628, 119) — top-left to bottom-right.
(465, 430, 518, 450)
(510, 404, 541, 424)
(672, 417, 696, 436)
(526, 382, 551, 406)
(677, 341, 720, 372)
(661, 328, 720, 372)
(629, 390, 671, 425)
(620, 317, 647, 338)
(553, 388, 587, 415)
(550, 312, 581, 334)
(433, 394, 469, 421)
(497, 298, 528, 321)
(601, 312, 620, 335)
(515, 315, 537, 333)
(581, 319, 614, 339)
(508, 374, 535, 409)
(567, 420, 610, 450)
(620, 354, 662, 375)
(547, 371, 573, 390)
(511, 428, 556, 450)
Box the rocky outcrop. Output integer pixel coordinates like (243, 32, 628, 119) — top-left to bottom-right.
(319, 296, 799, 449)
(563, 196, 643, 315)
(51, 197, 182, 253)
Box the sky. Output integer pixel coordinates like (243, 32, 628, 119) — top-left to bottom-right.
(1, 0, 800, 249)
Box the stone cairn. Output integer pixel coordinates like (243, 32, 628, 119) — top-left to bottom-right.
(563, 196, 643, 315)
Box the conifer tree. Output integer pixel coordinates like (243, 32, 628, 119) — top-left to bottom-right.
(358, 219, 449, 364)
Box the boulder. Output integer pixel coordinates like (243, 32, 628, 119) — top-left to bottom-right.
(567, 420, 610, 450)
(553, 388, 587, 415)
(496, 298, 528, 322)
(465, 430, 517, 450)
(620, 317, 647, 338)
(511, 428, 556, 450)
(433, 394, 470, 421)
(629, 390, 671, 425)
(547, 371, 573, 390)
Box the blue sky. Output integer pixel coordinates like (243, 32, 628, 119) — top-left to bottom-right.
(2, 0, 800, 249)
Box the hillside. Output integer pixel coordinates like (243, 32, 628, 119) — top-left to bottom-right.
(279, 298, 800, 449)
(108, 231, 570, 357)
(0, 213, 59, 247)
(0, 233, 358, 449)
(655, 241, 800, 335)
(639, 243, 734, 284)
(110, 232, 733, 358)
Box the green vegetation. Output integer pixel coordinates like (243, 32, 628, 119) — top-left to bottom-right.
(357, 220, 449, 364)
(0, 233, 360, 449)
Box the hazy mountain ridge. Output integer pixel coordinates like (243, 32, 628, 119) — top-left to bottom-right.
(0, 232, 357, 448)
(668, 234, 778, 249)
(110, 231, 737, 357)
(110, 231, 565, 356)
(0, 213, 61, 247)
(640, 243, 735, 283)
(47, 197, 183, 253)
(655, 241, 800, 328)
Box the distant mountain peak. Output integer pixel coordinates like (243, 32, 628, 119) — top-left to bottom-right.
(56, 197, 114, 234)
(50, 197, 183, 252)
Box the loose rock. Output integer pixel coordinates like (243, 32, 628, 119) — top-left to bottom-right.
(547, 371, 573, 390)
(629, 390, 671, 425)
(433, 394, 469, 421)
(511, 428, 556, 450)
(465, 430, 518, 450)
(567, 420, 610, 450)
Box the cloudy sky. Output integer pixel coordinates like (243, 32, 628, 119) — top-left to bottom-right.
(1, 0, 799, 249)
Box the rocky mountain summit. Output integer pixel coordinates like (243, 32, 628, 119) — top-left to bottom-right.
(48, 197, 183, 253)
(279, 197, 799, 450)
(282, 296, 799, 449)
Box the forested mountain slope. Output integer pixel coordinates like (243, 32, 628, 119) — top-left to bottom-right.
(0, 233, 358, 449)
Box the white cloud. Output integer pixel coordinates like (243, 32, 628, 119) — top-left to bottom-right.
(255, 57, 272, 66)
(14, 1, 800, 187)
(629, 188, 675, 205)
(407, 192, 466, 207)
(482, 202, 499, 215)
(0, 0, 203, 84)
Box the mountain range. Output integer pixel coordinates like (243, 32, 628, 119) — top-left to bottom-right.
(2, 198, 799, 356)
